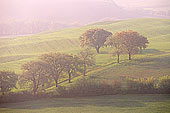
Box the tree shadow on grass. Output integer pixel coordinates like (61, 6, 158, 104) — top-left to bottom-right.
(119, 50, 170, 69)
(132, 55, 170, 69)
(100, 50, 109, 54)
(142, 49, 165, 55)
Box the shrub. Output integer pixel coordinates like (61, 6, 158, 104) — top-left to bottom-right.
(0, 71, 18, 95)
(126, 77, 155, 93)
(58, 78, 122, 97)
(67, 79, 104, 96)
(57, 86, 68, 97)
(158, 75, 170, 93)
(0, 91, 33, 103)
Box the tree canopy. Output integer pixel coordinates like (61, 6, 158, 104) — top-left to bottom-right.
(105, 32, 125, 63)
(138, 35, 149, 54)
(0, 71, 18, 95)
(78, 49, 95, 76)
(21, 61, 48, 96)
(39, 53, 72, 87)
(105, 30, 149, 62)
(116, 30, 148, 60)
(64, 55, 81, 83)
(80, 28, 112, 54)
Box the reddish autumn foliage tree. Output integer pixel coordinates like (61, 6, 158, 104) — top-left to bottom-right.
(117, 30, 149, 60)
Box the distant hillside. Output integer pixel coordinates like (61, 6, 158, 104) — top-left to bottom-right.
(0, 0, 122, 37)
(114, 0, 170, 8)
(0, 20, 77, 37)
(0, 0, 167, 37)
(114, 0, 170, 17)
(0, 18, 170, 56)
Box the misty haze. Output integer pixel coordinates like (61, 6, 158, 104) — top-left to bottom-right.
(0, 0, 170, 36)
(0, 0, 170, 113)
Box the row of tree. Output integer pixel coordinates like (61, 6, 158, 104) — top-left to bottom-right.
(20, 50, 95, 96)
(0, 50, 95, 96)
(80, 29, 149, 63)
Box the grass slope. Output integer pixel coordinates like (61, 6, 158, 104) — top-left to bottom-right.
(0, 18, 170, 113)
(0, 18, 170, 74)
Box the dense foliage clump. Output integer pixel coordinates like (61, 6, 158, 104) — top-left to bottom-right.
(0, 71, 18, 95)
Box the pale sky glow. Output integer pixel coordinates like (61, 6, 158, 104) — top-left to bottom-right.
(0, 0, 169, 15)
(0, 0, 170, 24)
(0, 0, 170, 36)
(114, 0, 170, 7)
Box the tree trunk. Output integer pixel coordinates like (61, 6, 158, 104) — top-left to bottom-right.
(128, 52, 131, 60)
(117, 53, 120, 64)
(95, 47, 100, 54)
(2, 92, 4, 96)
(1, 86, 5, 96)
(33, 90, 36, 96)
(33, 87, 37, 96)
(55, 80, 58, 87)
(69, 72, 72, 83)
(139, 47, 142, 54)
(83, 64, 86, 76)
(33, 81, 37, 96)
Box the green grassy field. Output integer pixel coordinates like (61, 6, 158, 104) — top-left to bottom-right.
(0, 18, 170, 74)
(0, 18, 170, 113)
(0, 18, 170, 87)
(0, 94, 170, 113)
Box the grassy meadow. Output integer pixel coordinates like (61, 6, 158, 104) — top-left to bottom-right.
(0, 18, 170, 112)
(0, 18, 170, 75)
(0, 94, 170, 113)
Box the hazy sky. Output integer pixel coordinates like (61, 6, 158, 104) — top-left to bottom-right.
(1, 0, 169, 13)
(114, 0, 170, 7)
(0, 0, 170, 22)
(0, 0, 118, 21)
(1, 0, 169, 16)
(1, 0, 169, 6)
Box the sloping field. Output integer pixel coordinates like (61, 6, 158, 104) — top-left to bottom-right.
(0, 18, 170, 113)
(0, 18, 170, 75)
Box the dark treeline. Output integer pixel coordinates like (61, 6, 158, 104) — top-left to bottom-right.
(0, 20, 71, 37)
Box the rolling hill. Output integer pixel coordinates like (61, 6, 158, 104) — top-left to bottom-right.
(0, 18, 170, 77)
(0, 18, 170, 112)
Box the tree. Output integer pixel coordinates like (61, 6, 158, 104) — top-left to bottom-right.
(80, 28, 112, 54)
(0, 71, 18, 95)
(40, 53, 70, 87)
(138, 35, 149, 54)
(105, 33, 124, 64)
(118, 30, 143, 60)
(21, 61, 48, 96)
(78, 49, 95, 76)
(64, 55, 80, 83)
